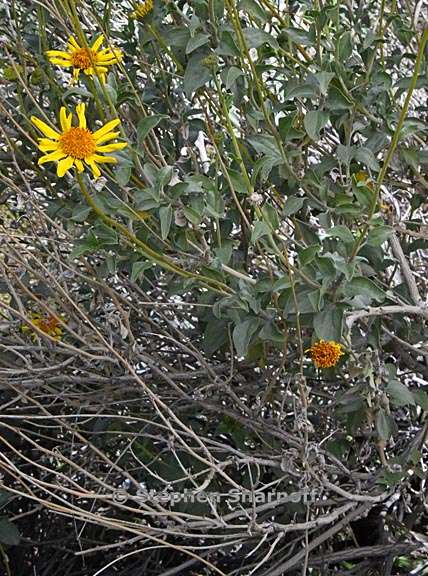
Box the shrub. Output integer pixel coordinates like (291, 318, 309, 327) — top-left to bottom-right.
(0, 1, 427, 574)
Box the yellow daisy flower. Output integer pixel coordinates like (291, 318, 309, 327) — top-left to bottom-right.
(131, 0, 154, 20)
(46, 34, 122, 84)
(307, 339, 344, 369)
(31, 103, 127, 179)
(22, 312, 65, 340)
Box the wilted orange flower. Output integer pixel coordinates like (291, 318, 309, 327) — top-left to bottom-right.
(308, 340, 344, 369)
(22, 313, 64, 340)
(354, 171, 374, 190)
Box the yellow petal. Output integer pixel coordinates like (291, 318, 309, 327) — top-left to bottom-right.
(57, 156, 75, 177)
(68, 36, 81, 51)
(96, 49, 122, 63)
(48, 59, 72, 67)
(46, 50, 72, 60)
(60, 107, 72, 131)
(94, 130, 120, 145)
(86, 160, 101, 179)
(76, 103, 86, 129)
(97, 48, 118, 57)
(90, 154, 117, 164)
(38, 140, 60, 153)
(95, 142, 127, 153)
(91, 34, 104, 52)
(93, 119, 120, 139)
(31, 116, 60, 140)
(71, 69, 80, 84)
(75, 159, 84, 172)
(38, 150, 67, 165)
(96, 58, 119, 66)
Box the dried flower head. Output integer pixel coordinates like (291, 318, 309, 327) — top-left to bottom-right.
(22, 313, 65, 340)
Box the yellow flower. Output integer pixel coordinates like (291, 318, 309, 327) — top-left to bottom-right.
(22, 313, 65, 340)
(46, 35, 122, 84)
(131, 0, 153, 20)
(307, 339, 344, 369)
(31, 103, 127, 179)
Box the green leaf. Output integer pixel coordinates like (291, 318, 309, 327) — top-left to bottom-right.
(131, 261, 152, 282)
(314, 305, 344, 341)
(240, 0, 268, 21)
(61, 86, 93, 101)
(304, 110, 329, 141)
(283, 196, 305, 216)
(186, 33, 211, 54)
(376, 409, 394, 440)
(354, 147, 380, 171)
(337, 145, 353, 166)
(286, 83, 318, 100)
(367, 225, 393, 246)
(0, 517, 21, 546)
(0, 492, 12, 507)
(203, 318, 229, 355)
(314, 72, 335, 95)
(115, 164, 132, 186)
(327, 85, 353, 110)
(214, 242, 233, 265)
(261, 203, 279, 230)
(414, 390, 428, 411)
(225, 66, 244, 89)
(248, 135, 282, 163)
(400, 118, 427, 139)
(70, 230, 99, 258)
(283, 27, 314, 46)
(346, 277, 386, 302)
(154, 166, 173, 194)
(338, 31, 352, 60)
(183, 206, 202, 225)
(137, 114, 168, 145)
(386, 380, 416, 407)
(242, 28, 279, 50)
(251, 221, 271, 243)
(94, 223, 118, 245)
(183, 54, 211, 97)
(233, 318, 261, 357)
(298, 244, 320, 267)
(159, 205, 173, 239)
(325, 225, 355, 243)
(71, 204, 92, 222)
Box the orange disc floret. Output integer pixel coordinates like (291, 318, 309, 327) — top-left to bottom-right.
(307, 339, 344, 369)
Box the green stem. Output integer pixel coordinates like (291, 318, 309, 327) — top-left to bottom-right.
(350, 27, 428, 262)
(76, 172, 232, 295)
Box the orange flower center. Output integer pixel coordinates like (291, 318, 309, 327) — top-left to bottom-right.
(309, 340, 344, 369)
(59, 127, 96, 159)
(71, 48, 95, 70)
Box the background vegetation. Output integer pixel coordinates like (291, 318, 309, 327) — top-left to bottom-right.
(0, 0, 427, 574)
